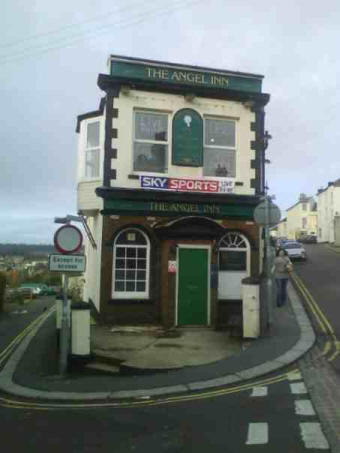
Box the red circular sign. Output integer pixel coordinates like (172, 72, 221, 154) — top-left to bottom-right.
(54, 225, 83, 254)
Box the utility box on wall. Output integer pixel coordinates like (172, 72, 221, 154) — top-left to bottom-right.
(242, 277, 260, 338)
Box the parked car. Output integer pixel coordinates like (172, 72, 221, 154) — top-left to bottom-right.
(303, 235, 317, 244)
(46, 285, 61, 295)
(19, 283, 42, 297)
(37, 284, 49, 295)
(282, 241, 307, 261)
(18, 287, 35, 299)
(5, 287, 22, 302)
(276, 237, 288, 249)
(18, 283, 41, 297)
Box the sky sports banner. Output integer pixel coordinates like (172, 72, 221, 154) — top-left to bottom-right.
(140, 176, 234, 194)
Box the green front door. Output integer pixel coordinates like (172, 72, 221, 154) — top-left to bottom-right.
(177, 248, 209, 325)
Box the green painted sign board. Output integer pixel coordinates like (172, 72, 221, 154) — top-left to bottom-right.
(103, 199, 254, 220)
(110, 60, 262, 94)
(172, 109, 203, 166)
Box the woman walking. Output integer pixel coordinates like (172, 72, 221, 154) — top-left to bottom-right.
(272, 248, 293, 307)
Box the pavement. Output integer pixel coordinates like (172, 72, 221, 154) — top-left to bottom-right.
(0, 281, 315, 402)
(90, 324, 247, 373)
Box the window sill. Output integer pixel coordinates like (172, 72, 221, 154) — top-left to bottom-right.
(129, 173, 240, 181)
(109, 299, 153, 305)
(130, 171, 168, 176)
(218, 299, 242, 304)
(78, 177, 102, 183)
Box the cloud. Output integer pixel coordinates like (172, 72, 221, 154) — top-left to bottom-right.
(2, 0, 340, 241)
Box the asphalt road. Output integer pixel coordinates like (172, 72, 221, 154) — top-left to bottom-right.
(0, 374, 330, 452)
(0, 296, 55, 362)
(293, 243, 340, 374)
(0, 293, 333, 452)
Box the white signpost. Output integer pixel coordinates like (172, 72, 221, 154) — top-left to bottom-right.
(52, 224, 84, 375)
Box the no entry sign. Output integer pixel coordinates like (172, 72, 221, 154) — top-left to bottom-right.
(54, 225, 83, 254)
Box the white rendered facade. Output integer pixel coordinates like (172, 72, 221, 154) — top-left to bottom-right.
(286, 196, 317, 240)
(75, 55, 270, 325)
(317, 180, 340, 243)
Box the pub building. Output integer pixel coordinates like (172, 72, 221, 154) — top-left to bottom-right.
(76, 55, 270, 332)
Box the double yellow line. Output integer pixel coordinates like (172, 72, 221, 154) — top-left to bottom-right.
(291, 273, 339, 362)
(0, 306, 55, 368)
(0, 368, 292, 411)
(2, 274, 337, 412)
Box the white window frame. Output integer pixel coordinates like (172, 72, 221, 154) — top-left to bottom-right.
(112, 228, 150, 299)
(203, 116, 237, 178)
(218, 232, 250, 273)
(132, 110, 169, 175)
(83, 119, 101, 180)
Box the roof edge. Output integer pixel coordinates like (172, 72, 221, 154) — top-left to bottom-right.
(108, 54, 265, 80)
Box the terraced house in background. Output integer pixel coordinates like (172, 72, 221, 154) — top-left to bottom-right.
(317, 179, 340, 244)
(76, 55, 270, 329)
(285, 193, 317, 240)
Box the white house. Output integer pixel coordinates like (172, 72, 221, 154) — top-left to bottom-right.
(76, 55, 270, 328)
(286, 194, 317, 240)
(317, 179, 340, 243)
(276, 217, 287, 238)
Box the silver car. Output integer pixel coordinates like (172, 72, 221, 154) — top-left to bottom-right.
(283, 241, 307, 261)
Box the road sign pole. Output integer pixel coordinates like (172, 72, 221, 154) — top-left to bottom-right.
(254, 197, 280, 334)
(264, 196, 273, 328)
(59, 273, 70, 375)
(53, 222, 84, 375)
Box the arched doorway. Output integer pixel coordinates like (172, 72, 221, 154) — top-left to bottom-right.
(218, 232, 250, 300)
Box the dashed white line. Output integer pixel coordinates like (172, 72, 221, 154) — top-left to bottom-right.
(290, 382, 307, 394)
(251, 386, 267, 397)
(295, 399, 315, 416)
(299, 422, 329, 449)
(246, 423, 268, 445)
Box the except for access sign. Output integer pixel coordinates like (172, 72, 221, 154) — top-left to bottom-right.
(49, 254, 86, 273)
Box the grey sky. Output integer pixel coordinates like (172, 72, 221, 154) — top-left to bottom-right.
(1, 0, 340, 243)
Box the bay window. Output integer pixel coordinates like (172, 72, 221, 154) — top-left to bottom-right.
(85, 121, 100, 178)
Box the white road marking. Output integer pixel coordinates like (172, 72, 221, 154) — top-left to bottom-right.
(299, 423, 329, 449)
(290, 382, 307, 394)
(295, 399, 315, 416)
(251, 386, 267, 397)
(246, 423, 268, 445)
(287, 370, 302, 381)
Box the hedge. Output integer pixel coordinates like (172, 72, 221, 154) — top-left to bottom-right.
(0, 272, 6, 313)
